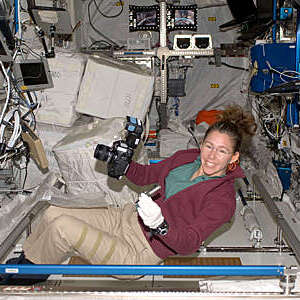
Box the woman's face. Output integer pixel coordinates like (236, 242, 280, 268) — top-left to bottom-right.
(199, 130, 240, 177)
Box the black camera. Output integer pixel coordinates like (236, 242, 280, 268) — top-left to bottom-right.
(94, 140, 134, 179)
(94, 117, 143, 179)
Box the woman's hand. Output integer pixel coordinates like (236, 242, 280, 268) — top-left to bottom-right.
(136, 193, 164, 229)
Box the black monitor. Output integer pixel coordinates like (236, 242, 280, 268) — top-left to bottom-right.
(129, 5, 160, 32)
(167, 5, 198, 31)
(12, 58, 54, 91)
(0, 32, 12, 62)
(228, 0, 257, 21)
(256, 0, 273, 19)
(219, 0, 257, 31)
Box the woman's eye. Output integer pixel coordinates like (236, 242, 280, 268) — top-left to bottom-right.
(219, 149, 228, 155)
(205, 144, 212, 149)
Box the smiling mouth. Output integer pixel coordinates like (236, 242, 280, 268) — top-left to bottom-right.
(205, 162, 215, 167)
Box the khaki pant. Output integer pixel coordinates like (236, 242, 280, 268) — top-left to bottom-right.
(23, 204, 161, 267)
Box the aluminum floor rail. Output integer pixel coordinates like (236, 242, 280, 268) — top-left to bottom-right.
(0, 264, 285, 277)
(252, 174, 300, 263)
(0, 201, 49, 262)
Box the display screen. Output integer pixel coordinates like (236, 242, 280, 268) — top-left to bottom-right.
(136, 10, 157, 27)
(13, 59, 54, 91)
(129, 5, 160, 32)
(129, 4, 197, 32)
(174, 9, 195, 26)
(167, 5, 197, 31)
(20, 62, 48, 86)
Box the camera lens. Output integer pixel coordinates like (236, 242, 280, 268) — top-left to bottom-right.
(94, 144, 111, 161)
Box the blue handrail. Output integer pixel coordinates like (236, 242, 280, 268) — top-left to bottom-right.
(0, 264, 285, 277)
(14, 0, 19, 35)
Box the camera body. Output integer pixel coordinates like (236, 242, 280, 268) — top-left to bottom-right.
(94, 117, 143, 179)
(94, 140, 134, 179)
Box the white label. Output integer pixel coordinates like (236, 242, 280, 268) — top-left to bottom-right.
(38, 11, 59, 24)
(5, 268, 19, 274)
(4, 286, 32, 291)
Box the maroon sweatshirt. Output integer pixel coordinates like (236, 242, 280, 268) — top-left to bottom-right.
(126, 148, 245, 259)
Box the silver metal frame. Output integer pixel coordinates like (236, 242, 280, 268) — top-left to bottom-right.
(252, 174, 300, 263)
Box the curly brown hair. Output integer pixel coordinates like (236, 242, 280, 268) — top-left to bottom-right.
(203, 105, 257, 153)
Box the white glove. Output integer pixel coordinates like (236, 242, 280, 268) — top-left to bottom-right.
(137, 193, 164, 229)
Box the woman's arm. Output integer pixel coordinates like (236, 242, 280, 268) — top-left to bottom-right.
(126, 160, 166, 186)
(126, 153, 176, 186)
(126, 149, 199, 186)
(158, 189, 236, 255)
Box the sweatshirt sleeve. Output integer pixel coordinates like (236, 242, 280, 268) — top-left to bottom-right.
(158, 188, 236, 255)
(126, 157, 170, 186)
(126, 149, 200, 187)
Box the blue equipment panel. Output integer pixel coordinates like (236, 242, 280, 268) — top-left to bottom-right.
(273, 160, 292, 191)
(250, 43, 296, 93)
(280, 7, 293, 20)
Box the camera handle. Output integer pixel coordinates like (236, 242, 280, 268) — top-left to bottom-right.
(136, 185, 161, 206)
(145, 185, 161, 197)
(136, 184, 169, 237)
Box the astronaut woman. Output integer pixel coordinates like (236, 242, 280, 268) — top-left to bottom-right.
(4, 105, 257, 283)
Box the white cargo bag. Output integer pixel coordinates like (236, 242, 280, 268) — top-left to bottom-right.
(76, 54, 154, 120)
(35, 51, 86, 127)
(52, 117, 147, 207)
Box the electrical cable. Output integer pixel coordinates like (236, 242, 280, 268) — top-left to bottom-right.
(250, 70, 297, 92)
(197, 3, 227, 9)
(22, 162, 28, 189)
(9, 111, 22, 148)
(254, 93, 287, 141)
(221, 62, 249, 71)
(0, 61, 11, 128)
(238, 189, 248, 206)
(280, 68, 300, 78)
(24, 107, 37, 130)
(87, 0, 120, 48)
(0, 108, 22, 148)
(187, 122, 200, 150)
(288, 97, 294, 128)
(93, 0, 123, 18)
(88, 40, 115, 50)
(266, 61, 300, 81)
(22, 145, 30, 189)
(19, 0, 28, 12)
(19, 42, 44, 59)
